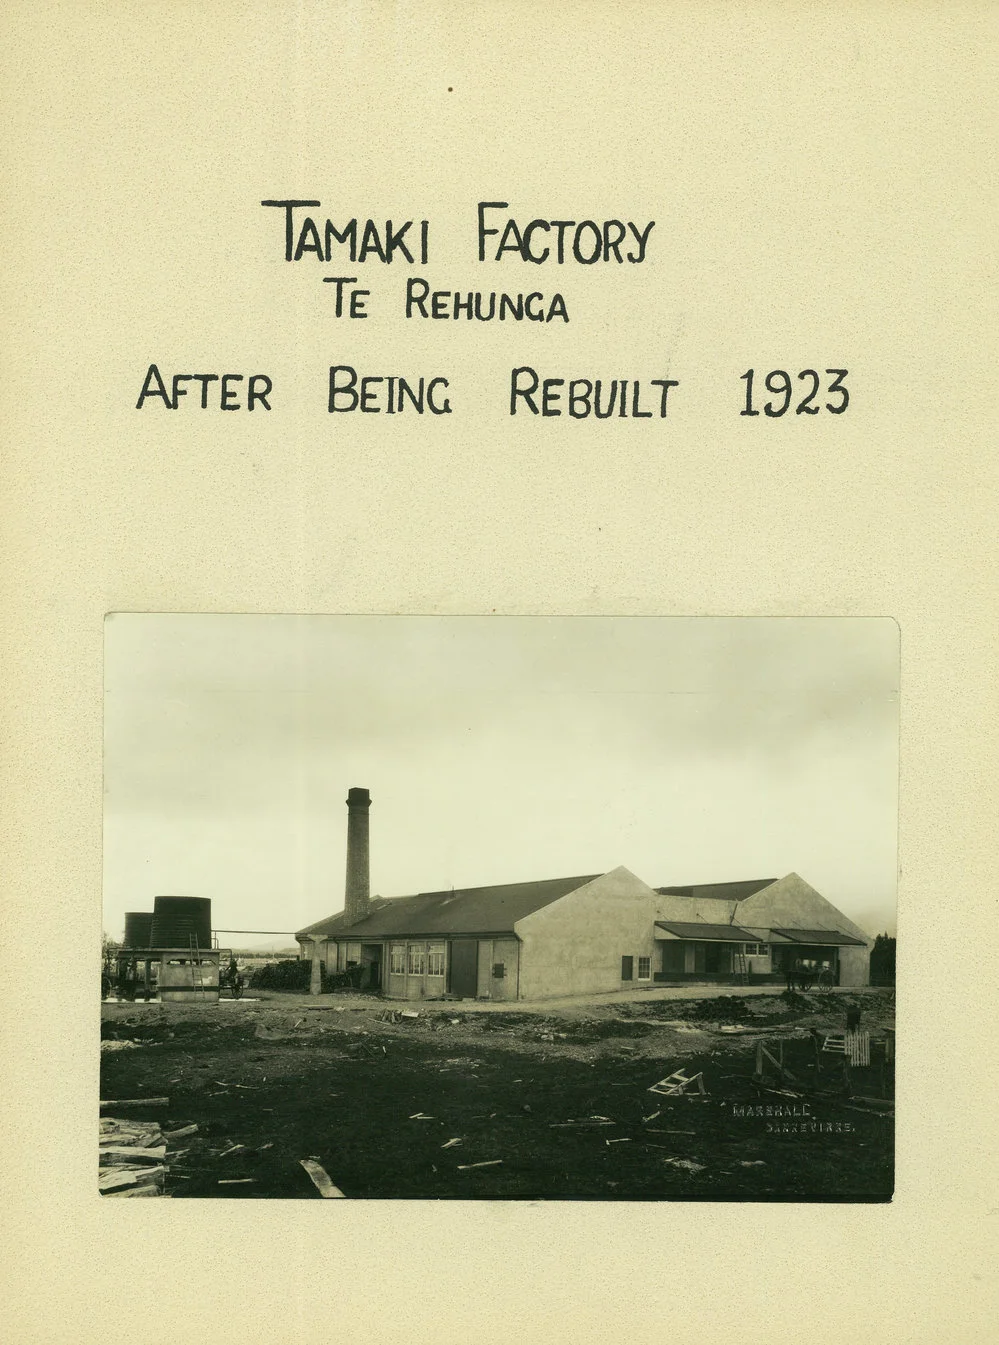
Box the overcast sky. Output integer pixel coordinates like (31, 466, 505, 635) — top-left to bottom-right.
(103, 615, 899, 947)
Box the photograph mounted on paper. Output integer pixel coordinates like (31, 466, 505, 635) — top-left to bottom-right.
(100, 614, 897, 1201)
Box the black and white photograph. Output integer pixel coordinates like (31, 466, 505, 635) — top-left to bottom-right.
(101, 614, 897, 1201)
(7, 0, 996, 1337)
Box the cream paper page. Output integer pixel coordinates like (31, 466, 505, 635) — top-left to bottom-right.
(2, 3, 996, 1343)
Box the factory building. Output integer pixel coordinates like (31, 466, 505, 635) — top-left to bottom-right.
(653, 873, 871, 987)
(295, 789, 873, 1001)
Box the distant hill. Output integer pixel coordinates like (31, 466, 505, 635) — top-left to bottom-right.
(228, 945, 299, 959)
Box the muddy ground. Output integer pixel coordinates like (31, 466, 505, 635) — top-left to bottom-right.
(100, 987, 894, 1201)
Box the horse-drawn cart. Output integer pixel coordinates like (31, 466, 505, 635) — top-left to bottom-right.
(219, 956, 245, 999)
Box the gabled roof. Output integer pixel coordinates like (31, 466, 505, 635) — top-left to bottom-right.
(297, 875, 602, 941)
(655, 921, 757, 942)
(736, 874, 872, 944)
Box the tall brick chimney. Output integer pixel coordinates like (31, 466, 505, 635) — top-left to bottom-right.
(344, 787, 371, 926)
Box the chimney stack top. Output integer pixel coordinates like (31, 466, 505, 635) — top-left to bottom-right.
(346, 787, 371, 808)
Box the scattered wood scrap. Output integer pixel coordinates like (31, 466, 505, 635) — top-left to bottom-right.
(100, 1097, 169, 1111)
(100, 1118, 162, 1146)
(818, 1029, 870, 1066)
(548, 1118, 615, 1128)
(163, 1123, 198, 1141)
(845, 1095, 894, 1113)
(100, 1145, 167, 1165)
(648, 1069, 707, 1097)
(661, 1157, 706, 1174)
(300, 1157, 346, 1198)
(457, 1160, 502, 1170)
(753, 1042, 798, 1086)
(846, 1030, 871, 1066)
(99, 1165, 165, 1192)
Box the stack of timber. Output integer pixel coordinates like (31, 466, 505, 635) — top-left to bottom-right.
(99, 1102, 193, 1198)
(99, 1116, 168, 1196)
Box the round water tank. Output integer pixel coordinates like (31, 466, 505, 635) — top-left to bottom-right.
(123, 912, 154, 948)
(150, 895, 212, 950)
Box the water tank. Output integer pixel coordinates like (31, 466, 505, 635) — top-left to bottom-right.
(150, 895, 212, 950)
(123, 912, 154, 948)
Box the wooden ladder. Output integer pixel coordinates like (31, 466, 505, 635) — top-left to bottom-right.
(733, 949, 749, 984)
(189, 933, 207, 995)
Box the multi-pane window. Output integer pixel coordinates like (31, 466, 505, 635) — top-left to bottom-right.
(637, 956, 651, 980)
(389, 945, 406, 975)
(408, 944, 426, 976)
(427, 944, 446, 977)
(743, 943, 769, 956)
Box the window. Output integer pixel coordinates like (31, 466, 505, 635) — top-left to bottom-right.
(390, 945, 406, 975)
(637, 956, 651, 980)
(408, 944, 425, 976)
(621, 955, 634, 981)
(492, 962, 505, 979)
(428, 944, 446, 977)
(743, 943, 769, 957)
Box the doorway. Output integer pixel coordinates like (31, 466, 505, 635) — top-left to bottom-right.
(449, 939, 478, 998)
(360, 944, 382, 990)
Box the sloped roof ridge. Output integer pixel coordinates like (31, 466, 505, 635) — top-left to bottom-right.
(655, 876, 778, 898)
(412, 872, 601, 896)
(296, 872, 605, 940)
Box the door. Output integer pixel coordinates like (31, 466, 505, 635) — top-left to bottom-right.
(449, 939, 478, 998)
(661, 942, 685, 974)
(705, 943, 728, 973)
(360, 944, 382, 990)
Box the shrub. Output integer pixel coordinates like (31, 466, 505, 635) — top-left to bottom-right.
(870, 934, 896, 986)
(247, 958, 367, 993)
(248, 958, 319, 992)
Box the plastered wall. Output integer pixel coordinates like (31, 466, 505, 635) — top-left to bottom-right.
(515, 867, 659, 1000)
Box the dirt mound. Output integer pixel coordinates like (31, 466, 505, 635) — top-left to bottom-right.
(683, 997, 753, 1024)
(569, 1018, 658, 1042)
(101, 1018, 258, 1047)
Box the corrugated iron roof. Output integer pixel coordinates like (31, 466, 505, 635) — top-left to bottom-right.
(655, 879, 777, 902)
(655, 921, 758, 942)
(770, 927, 867, 947)
(297, 875, 601, 940)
